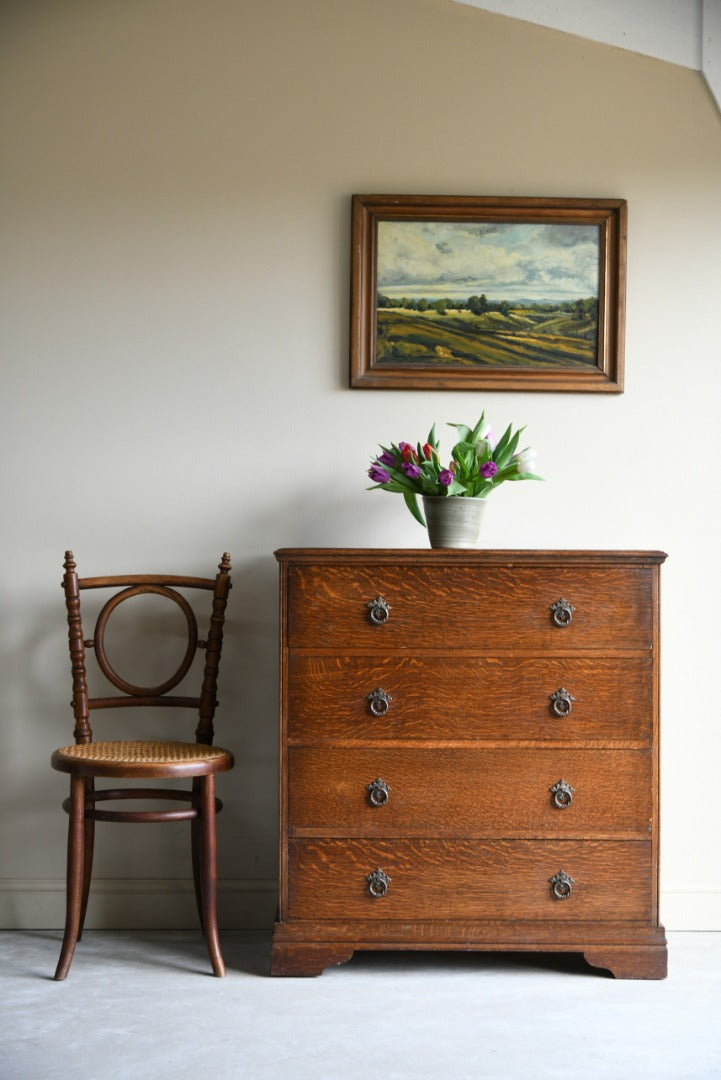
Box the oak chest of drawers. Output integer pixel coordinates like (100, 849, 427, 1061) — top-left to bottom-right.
(271, 549, 667, 979)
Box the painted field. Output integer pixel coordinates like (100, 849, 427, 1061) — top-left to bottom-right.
(376, 308, 597, 368)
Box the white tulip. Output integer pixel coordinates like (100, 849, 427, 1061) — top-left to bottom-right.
(516, 448, 537, 472)
(479, 423, 497, 449)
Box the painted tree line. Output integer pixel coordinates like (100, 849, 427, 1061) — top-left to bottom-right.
(377, 293, 598, 319)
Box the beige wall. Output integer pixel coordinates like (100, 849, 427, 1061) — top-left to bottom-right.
(2, 0, 720, 930)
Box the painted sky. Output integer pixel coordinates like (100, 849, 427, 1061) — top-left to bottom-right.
(376, 220, 600, 302)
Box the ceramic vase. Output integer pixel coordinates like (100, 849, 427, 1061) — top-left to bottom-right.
(422, 496, 486, 549)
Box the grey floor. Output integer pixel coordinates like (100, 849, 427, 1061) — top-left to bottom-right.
(1, 931, 720, 1079)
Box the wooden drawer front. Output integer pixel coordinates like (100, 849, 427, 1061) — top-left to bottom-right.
(286, 565, 653, 651)
(288, 748, 652, 839)
(287, 838, 652, 921)
(287, 655, 652, 744)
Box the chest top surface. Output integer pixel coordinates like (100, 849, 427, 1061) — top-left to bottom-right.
(275, 549, 667, 565)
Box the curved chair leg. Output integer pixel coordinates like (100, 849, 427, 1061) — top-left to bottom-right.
(200, 774, 225, 976)
(77, 778, 95, 941)
(55, 774, 86, 980)
(190, 777, 204, 933)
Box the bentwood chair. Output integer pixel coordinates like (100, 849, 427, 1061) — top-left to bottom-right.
(51, 551, 234, 979)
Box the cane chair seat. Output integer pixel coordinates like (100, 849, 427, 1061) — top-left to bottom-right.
(51, 551, 234, 980)
(52, 740, 233, 776)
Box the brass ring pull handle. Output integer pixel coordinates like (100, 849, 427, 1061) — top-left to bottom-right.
(366, 777, 391, 806)
(367, 687, 392, 717)
(550, 779, 575, 809)
(367, 868, 391, 897)
(549, 870, 574, 900)
(550, 598, 575, 627)
(367, 597, 391, 625)
(549, 688, 575, 717)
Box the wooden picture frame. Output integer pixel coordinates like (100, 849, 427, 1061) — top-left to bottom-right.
(350, 194, 626, 392)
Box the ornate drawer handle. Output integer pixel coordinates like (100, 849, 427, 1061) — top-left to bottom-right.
(367, 687, 392, 717)
(550, 598, 575, 627)
(366, 777, 391, 806)
(367, 596, 391, 625)
(549, 870, 574, 900)
(549, 688, 575, 717)
(550, 779, 575, 809)
(367, 868, 391, 897)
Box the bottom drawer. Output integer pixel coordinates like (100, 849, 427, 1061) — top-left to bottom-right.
(287, 838, 652, 922)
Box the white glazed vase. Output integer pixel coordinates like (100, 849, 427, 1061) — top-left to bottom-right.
(422, 496, 486, 549)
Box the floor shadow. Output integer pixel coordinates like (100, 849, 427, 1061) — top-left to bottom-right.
(336, 948, 603, 978)
(2, 929, 274, 980)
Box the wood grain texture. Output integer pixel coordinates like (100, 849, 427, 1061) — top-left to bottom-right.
(287, 838, 652, 921)
(288, 655, 652, 744)
(287, 747, 652, 838)
(277, 550, 667, 566)
(270, 942, 355, 978)
(583, 945, 668, 979)
(273, 550, 666, 979)
(287, 564, 653, 651)
(270, 932, 667, 979)
(272, 917, 667, 947)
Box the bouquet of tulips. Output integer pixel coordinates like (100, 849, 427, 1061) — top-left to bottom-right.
(368, 413, 541, 526)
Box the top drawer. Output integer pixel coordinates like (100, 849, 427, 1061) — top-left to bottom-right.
(285, 563, 655, 651)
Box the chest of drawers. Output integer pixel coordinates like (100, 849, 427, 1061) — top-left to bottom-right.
(270, 549, 667, 979)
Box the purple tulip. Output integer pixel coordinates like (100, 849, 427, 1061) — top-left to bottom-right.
(378, 450, 396, 467)
(480, 461, 498, 479)
(368, 464, 391, 484)
(438, 468, 454, 487)
(402, 462, 422, 479)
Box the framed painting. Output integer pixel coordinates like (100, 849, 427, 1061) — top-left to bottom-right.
(350, 194, 626, 392)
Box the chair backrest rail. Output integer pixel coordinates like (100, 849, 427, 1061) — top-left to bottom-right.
(78, 575, 217, 591)
(88, 695, 203, 710)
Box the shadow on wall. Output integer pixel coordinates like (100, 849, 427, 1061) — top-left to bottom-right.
(218, 553, 280, 884)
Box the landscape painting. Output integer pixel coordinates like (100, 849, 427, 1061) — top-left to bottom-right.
(350, 195, 626, 392)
